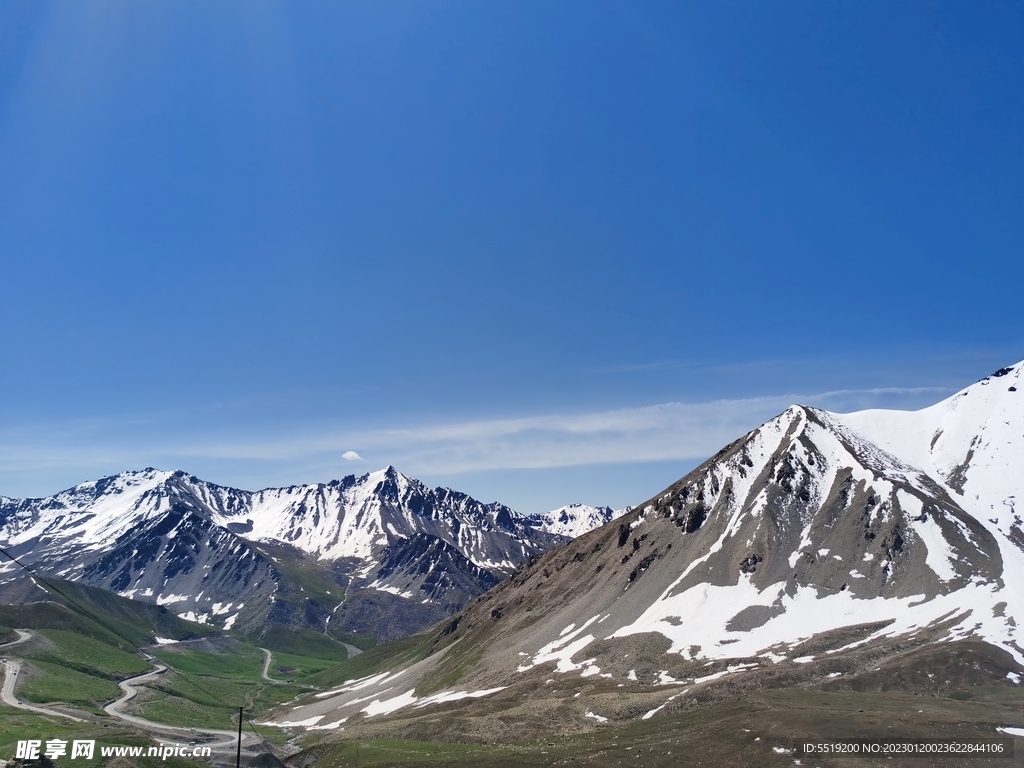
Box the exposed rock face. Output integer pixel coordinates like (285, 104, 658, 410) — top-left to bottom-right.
(640, 406, 1000, 604)
(838, 362, 1024, 556)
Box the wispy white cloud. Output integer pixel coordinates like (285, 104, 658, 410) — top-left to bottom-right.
(0, 385, 953, 498)
(333, 386, 949, 475)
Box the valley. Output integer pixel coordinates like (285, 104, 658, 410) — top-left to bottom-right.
(2, 361, 1024, 766)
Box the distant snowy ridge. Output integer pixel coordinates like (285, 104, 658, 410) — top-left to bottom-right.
(0, 466, 614, 637)
(528, 503, 631, 539)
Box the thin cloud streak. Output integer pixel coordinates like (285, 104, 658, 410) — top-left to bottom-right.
(0, 386, 953, 491)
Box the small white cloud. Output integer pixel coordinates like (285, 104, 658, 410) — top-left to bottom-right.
(342, 451, 364, 461)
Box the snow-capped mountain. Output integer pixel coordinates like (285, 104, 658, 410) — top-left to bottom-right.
(837, 364, 1023, 551)
(267, 362, 1024, 732)
(475, 384, 1020, 674)
(0, 467, 572, 639)
(527, 503, 630, 538)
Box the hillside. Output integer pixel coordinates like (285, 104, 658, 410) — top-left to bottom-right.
(260, 362, 1024, 753)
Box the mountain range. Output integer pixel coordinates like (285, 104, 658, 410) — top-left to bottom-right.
(3, 359, 1022, 750)
(260, 361, 1024, 740)
(0, 467, 623, 640)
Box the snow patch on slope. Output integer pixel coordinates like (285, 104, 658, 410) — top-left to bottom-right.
(529, 504, 628, 538)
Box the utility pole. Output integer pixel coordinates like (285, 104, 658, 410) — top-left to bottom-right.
(236, 707, 243, 768)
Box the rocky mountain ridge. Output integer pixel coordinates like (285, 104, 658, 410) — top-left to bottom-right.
(0, 466, 606, 639)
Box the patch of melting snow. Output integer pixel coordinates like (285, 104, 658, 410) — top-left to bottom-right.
(694, 663, 757, 684)
(210, 601, 234, 615)
(793, 656, 815, 664)
(413, 687, 506, 708)
(308, 718, 346, 730)
(355, 686, 507, 719)
(903, 492, 960, 582)
(270, 716, 324, 727)
(585, 711, 608, 723)
(307, 688, 397, 712)
(153, 637, 177, 645)
(616, 576, 982, 664)
(642, 694, 680, 720)
(369, 584, 416, 600)
(1007, 672, 1021, 685)
(642, 704, 666, 720)
(517, 615, 600, 673)
(363, 689, 419, 717)
(157, 593, 189, 605)
(315, 670, 406, 698)
(998, 727, 1024, 737)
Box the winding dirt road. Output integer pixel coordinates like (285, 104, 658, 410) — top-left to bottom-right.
(259, 643, 360, 682)
(258, 648, 283, 684)
(104, 661, 260, 750)
(0, 629, 32, 650)
(1, 630, 86, 722)
(0, 630, 259, 751)
(1, 658, 87, 722)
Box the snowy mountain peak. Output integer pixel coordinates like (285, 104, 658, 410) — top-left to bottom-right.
(363, 464, 408, 490)
(979, 361, 1021, 383)
(529, 503, 628, 538)
(836, 358, 1024, 544)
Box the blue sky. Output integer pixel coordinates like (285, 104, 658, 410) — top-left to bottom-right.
(1, 2, 1022, 511)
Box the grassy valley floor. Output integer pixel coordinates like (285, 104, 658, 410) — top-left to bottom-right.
(3, 600, 1023, 768)
(293, 687, 1024, 768)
